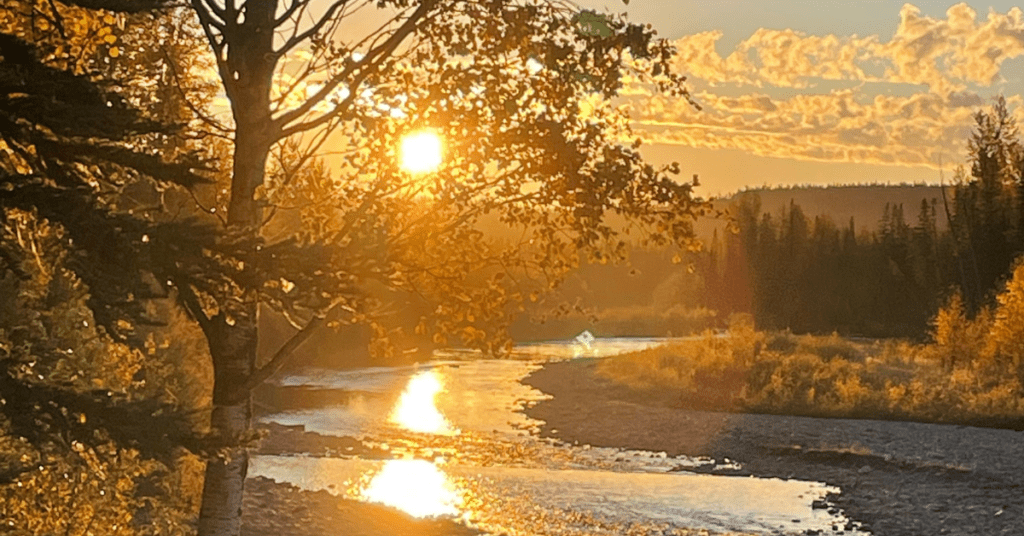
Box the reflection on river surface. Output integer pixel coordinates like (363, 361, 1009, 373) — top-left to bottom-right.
(389, 370, 457, 435)
(253, 338, 867, 535)
(361, 459, 462, 518)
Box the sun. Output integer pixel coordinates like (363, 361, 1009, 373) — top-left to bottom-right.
(399, 130, 443, 173)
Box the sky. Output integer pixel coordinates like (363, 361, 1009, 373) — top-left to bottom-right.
(576, 1, 1024, 195)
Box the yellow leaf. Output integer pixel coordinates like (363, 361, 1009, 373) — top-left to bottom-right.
(104, 34, 117, 44)
(109, 47, 120, 58)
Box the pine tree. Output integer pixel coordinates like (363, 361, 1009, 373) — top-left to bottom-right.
(1, 2, 216, 531)
(952, 96, 1024, 304)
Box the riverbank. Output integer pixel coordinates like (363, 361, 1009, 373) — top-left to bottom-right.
(522, 358, 1024, 536)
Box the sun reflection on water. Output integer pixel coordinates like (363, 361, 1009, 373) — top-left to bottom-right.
(361, 459, 463, 518)
(389, 369, 457, 434)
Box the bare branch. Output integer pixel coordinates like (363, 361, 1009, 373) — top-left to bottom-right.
(191, 0, 233, 105)
(274, 0, 306, 26)
(276, 0, 351, 54)
(191, 0, 226, 30)
(201, 0, 228, 25)
(228, 315, 324, 402)
(273, 0, 437, 136)
(177, 283, 216, 337)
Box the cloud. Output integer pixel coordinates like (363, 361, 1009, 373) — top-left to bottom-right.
(670, 3, 1024, 93)
(671, 30, 756, 86)
(947, 90, 984, 108)
(627, 89, 980, 168)
(632, 3, 1024, 169)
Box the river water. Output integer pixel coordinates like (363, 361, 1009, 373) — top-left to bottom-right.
(251, 338, 865, 535)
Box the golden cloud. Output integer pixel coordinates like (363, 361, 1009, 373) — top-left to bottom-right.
(670, 3, 1024, 92)
(636, 3, 1024, 168)
(628, 89, 979, 168)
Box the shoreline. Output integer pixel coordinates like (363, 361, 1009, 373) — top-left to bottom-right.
(521, 358, 1024, 536)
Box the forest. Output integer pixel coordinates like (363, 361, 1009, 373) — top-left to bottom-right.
(705, 96, 1024, 339)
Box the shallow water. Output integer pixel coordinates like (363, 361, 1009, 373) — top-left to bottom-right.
(252, 338, 866, 535)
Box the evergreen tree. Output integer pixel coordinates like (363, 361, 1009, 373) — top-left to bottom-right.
(0, 2, 216, 532)
(951, 96, 1024, 305)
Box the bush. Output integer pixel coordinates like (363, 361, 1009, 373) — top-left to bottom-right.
(598, 284, 1024, 426)
(928, 292, 991, 372)
(988, 261, 1024, 383)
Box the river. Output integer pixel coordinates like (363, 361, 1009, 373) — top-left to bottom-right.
(250, 337, 866, 535)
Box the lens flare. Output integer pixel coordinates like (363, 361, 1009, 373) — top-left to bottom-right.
(389, 370, 455, 434)
(361, 459, 462, 518)
(399, 130, 443, 173)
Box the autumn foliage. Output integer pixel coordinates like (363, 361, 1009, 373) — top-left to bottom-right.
(600, 267, 1024, 428)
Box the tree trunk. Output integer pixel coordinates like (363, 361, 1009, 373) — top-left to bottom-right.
(197, 68, 274, 536)
(197, 120, 270, 536)
(198, 314, 259, 536)
(194, 2, 283, 534)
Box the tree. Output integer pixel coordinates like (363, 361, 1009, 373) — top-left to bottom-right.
(951, 96, 1023, 306)
(181, 1, 704, 534)
(0, 1, 220, 532)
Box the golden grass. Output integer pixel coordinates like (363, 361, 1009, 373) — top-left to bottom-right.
(596, 313, 1024, 427)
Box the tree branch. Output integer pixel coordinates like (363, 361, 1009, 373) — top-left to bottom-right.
(191, 0, 226, 30)
(228, 314, 324, 403)
(191, 0, 233, 101)
(273, 0, 437, 136)
(274, 0, 308, 26)
(276, 0, 351, 54)
(176, 282, 216, 337)
(161, 47, 233, 134)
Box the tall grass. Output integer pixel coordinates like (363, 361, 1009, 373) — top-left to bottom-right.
(596, 263, 1024, 428)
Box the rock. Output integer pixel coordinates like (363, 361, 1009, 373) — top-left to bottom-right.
(811, 499, 829, 509)
(858, 465, 872, 474)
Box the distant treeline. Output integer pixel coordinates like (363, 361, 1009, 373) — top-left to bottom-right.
(704, 96, 1024, 338)
(705, 194, 956, 337)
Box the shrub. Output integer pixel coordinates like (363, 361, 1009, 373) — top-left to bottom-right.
(929, 292, 991, 372)
(987, 261, 1024, 383)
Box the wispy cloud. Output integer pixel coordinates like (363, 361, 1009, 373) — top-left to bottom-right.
(637, 3, 1024, 168)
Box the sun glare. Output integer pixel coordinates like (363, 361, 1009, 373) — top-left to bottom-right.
(389, 370, 456, 434)
(361, 459, 462, 518)
(400, 130, 443, 173)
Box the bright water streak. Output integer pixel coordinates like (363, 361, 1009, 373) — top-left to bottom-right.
(388, 370, 456, 434)
(254, 338, 864, 535)
(361, 459, 461, 518)
(250, 455, 850, 535)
